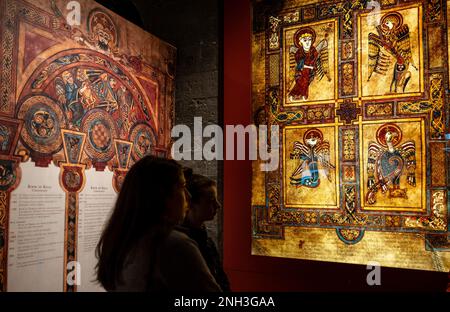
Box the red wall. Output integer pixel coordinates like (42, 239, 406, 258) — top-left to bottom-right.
(223, 0, 448, 291)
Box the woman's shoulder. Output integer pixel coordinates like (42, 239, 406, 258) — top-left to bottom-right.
(161, 229, 210, 266)
(165, 228, 199, 249)
(159, 229, 222, 292)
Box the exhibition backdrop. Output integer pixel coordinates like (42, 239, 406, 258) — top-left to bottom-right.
(0, 0, 175, 291)
(250, 0, 449, 272)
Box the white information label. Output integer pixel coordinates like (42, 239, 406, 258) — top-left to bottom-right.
(7, 161, 65, 292)
(77, 168, 117, 292)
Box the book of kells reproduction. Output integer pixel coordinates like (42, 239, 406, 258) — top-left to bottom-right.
(251, 0, 450, 272)
(0, 0, 175, 291)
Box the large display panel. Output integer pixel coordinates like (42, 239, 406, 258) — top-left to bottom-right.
(251, 0, 449, 272)
(0, 0, 176, 291)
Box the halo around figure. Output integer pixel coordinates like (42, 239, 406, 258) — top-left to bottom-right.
(303, 128, 323, 144)
(376, 123, 402, 147)
(380, 12, 403, 31)
(293, 26, 316, 48)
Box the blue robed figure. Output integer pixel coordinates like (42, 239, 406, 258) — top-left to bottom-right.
(289, 128, 334, 188)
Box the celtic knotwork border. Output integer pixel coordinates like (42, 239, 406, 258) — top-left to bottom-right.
(253, 0, 449, 250)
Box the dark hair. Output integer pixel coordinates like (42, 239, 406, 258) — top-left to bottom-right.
(96, 156, 182, 290)
(183, 167, 216, 203)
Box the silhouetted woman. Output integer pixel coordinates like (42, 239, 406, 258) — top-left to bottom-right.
(177, 169, 231, 292)
(96, 156, 222, 291)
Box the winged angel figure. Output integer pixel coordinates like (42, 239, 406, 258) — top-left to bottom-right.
(288, 26, 331, 102)
(289, 128, 335, 188)
(366, 123, 416, 204)
(368, 12, 418, 93)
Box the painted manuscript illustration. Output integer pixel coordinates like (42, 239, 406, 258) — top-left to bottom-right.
(0, 0, 175, 291)
(366, 123, 416, 204)
(290, 128, 334, 188)
(361, 119, 425, 211)
(283, 20, 338, 105)
(367, 12, 417, 92)
(284, 125, 338, 208)
(252, 0, 449, 272)
(359, 4, 424, 99)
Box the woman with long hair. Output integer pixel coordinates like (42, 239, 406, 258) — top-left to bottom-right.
(96, 156, 221, 291)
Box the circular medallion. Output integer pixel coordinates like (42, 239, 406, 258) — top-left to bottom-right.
(336, 228, 365, 245)
(88, 10, 118, 47)
(129, 123, 156, 161)
(18, 95, 66, 155)
(89, 120, 111, 152)
(63, 169, 82, 191)
(81, 109, 117, 162)
(0, 161, 16, 191)
(113, 170, 127, 193)
(116, 173, 125, 189)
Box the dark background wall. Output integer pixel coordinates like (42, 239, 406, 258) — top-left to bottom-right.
(95, 0, 222, 249)
(130, 0, 220, 180)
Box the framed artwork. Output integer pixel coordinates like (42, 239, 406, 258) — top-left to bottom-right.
(0, 0, 175, 291)
(252, 0, 449, 272)
(283, 124, 339, 209)
(283, 19, 338, 105)
(358, 3, 424, 99)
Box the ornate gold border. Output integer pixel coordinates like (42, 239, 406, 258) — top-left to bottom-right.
(60, 162, 86, 292)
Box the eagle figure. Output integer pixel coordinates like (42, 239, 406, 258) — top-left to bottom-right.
(366, 123, 416, 204)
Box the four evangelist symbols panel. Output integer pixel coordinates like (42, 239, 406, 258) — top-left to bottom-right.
(251, 0, 449, 272)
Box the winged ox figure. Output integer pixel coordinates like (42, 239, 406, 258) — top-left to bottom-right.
(289, 128, 335, 188)
(367, 12, 417, 93)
